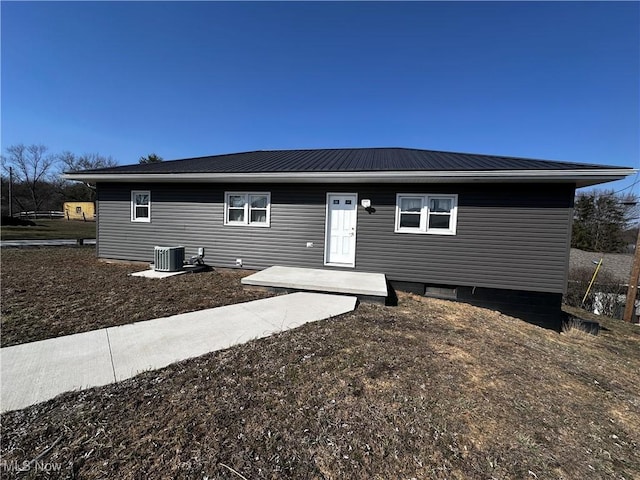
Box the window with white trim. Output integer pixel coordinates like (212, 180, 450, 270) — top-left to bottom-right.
(224, 192, 271, 226)
(395, 194, 457, 235)
(131, 190, 151, 222)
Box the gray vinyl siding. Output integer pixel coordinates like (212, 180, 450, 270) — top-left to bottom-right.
(97, 183, 327, 269)
(96, 182, 574, 294)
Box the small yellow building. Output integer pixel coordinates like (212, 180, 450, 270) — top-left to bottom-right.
(63, 202, 95, 221)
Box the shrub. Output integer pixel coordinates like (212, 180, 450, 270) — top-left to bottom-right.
(562, 316, 600, 336)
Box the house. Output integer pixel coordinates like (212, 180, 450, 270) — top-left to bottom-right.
(569, 248, 632, 286)
(64, 148, 635, 329)
(63, 201, 95, 221)
(569, 247, 634, 319)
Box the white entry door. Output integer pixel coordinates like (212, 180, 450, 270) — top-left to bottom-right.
(325, 193, 358, 267)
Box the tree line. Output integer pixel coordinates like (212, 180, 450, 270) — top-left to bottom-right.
(1, 144, 161, 216)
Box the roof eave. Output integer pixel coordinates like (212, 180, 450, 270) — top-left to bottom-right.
(62, 168, 636, 187)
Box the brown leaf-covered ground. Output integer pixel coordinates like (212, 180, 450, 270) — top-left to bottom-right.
(1, 247, 639, 479)
(1, 247, 269, 347)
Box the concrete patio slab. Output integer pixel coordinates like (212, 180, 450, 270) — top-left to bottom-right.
(130, 264, 207, 278)
(1, 329, 114, 412)
(1, 292, 357, 413)
(241, 266, 388, 300)
(130, 269, 187, 278)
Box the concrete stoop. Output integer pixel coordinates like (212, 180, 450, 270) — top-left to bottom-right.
(241, 266, 388, 303)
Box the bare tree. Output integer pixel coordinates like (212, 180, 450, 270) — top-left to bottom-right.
(59, 152, 118, 201)
(1, 144, 57, 212)
(60, 151, 117, 172)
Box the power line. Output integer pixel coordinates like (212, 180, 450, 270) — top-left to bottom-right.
(613, 169, 640, 195)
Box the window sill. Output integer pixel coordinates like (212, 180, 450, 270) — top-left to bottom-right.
(394, 229, 456, 236)
(223, 223, 271, 228)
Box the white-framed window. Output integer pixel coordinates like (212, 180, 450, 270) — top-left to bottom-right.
(224, 192, 271, 227)
(395, 194, 458, 235)
(131, 190, 151, 222)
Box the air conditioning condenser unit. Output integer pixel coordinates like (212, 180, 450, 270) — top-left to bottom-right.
(154, 246, 185, 272)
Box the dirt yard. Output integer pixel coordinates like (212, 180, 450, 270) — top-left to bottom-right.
(0, 247, 269, 347)
(1, 247, 639, 479)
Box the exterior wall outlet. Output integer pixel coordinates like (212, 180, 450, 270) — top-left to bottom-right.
(235, 258, 243, 267)
(306, 242, 314, 248)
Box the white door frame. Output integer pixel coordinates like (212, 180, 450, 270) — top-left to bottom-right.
(324, 192, 358, 268)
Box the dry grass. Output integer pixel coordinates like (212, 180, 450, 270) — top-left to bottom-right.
(0, 247, 269, 347)
(0, 219, 96, 240)
(1, 248, 639, 479)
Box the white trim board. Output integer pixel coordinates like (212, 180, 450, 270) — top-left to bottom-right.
(64, 168, 636, 188)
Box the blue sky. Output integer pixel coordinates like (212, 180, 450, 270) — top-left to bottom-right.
(2, 1, 638, 193)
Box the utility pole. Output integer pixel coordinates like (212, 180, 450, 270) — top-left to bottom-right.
(623, 228, 640, 323)
(8, 166, 13, 217)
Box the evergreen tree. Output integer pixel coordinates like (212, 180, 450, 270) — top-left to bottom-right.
(139, 153, 163, 164)
(572, 190, 636, 253)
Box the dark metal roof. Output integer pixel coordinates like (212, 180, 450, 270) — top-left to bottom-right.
(570, 248, 632, 285)
(68, 147, 626, 175)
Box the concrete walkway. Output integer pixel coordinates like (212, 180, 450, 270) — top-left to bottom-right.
(1, 292, 357, 413)
(0, 239, 96, 247)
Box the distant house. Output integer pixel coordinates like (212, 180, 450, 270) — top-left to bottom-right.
(63, 202, 95, 221)
(64, 148, 635, 329)
(569, 248, 632, 285)
(569, 248, 634, 319)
